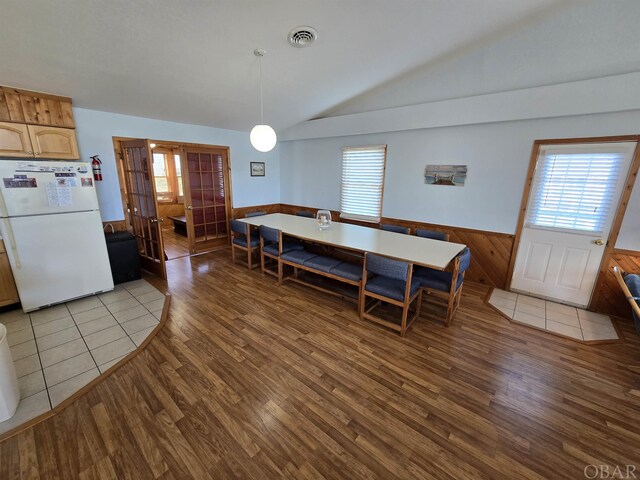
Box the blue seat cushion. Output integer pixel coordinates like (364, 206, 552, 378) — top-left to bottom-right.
(232, 236, 260, 248)
(365, 275, 422, 302)
(329, 262, 363, 281)
(624, 274, 640, 332)
(281, 250, 317, 265)
(263, 240, 305, 256)
(414, 267, 463, 292)
(304, 255, 342, 273)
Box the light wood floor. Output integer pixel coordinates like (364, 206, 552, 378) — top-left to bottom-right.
(2, 249, 640, 479)
(162, 227, 190, 260)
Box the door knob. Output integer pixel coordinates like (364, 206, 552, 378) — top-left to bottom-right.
(594, 239, 605, 246)
(186, 206, 193, 210)
(150, 218, 158, 224)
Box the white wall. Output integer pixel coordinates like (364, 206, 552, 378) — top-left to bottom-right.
(280, 109, 640, 251)
(617, 173, 640, 251)
(73, 108, 280, 221)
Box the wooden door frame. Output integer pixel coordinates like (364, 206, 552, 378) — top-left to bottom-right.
(112, 137, 234, 253)
(505, 135, 640, 310)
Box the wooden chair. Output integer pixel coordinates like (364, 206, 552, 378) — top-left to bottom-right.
(360, 253, 423, 336)
(613, 266, 640, 333)
(246, 211, 267, 218)
(230, 219, 259, 270)
(259, 225, 304, 284)
(413, 247, 471, 326)
(380, 224, 410, 235)
(416, 228, 449, 241)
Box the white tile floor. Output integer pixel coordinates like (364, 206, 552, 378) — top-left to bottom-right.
(0, 279, 166, 435)
(488, 288, 618, 342)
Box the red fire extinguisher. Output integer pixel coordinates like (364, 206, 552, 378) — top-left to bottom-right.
(91, 155, 103, 181)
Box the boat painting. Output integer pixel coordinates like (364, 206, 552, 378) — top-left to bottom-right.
(424, 165, 467, 186)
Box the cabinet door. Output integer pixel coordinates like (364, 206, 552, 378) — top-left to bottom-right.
(0, 121, 33, 157)
(0, 242, 19, 306)
(27, 125, 80, 160)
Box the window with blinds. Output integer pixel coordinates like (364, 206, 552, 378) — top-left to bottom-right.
(526, 148, 626, 233)
(340, 145, 387, 222)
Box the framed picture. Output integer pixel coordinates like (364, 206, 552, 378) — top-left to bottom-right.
(424, 165, 467, 186)
(250, 162, 265, 177)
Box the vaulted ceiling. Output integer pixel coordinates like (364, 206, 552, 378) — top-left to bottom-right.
(1, 0, 569, 132)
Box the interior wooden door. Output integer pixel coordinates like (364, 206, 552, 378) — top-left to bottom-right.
(182, 146, 231, 254)
(120, 139, 167, 279)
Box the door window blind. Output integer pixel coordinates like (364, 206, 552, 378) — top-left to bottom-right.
(526, 150, 625, 233)
(340, 145, 387, 222)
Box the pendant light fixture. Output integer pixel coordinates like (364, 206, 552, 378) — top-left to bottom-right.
(250, 48, 277, 153)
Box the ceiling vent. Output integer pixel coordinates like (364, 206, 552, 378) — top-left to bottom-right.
(287, 27, 317, 48)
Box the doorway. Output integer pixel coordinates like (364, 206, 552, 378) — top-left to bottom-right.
(509, 139, 638, 307)
(152, 145, 189, 260)
(113, 138, 233, 279)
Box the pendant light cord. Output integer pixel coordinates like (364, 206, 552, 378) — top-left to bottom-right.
(259, 55, 264, 124)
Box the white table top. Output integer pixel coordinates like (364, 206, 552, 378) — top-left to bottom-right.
(238, 213, 466, 270)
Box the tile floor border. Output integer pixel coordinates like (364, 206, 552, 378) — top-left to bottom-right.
(0, 279, 170, 441)
(485, 287, 623, 345)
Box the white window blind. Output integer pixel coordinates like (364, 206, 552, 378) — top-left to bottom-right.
(340, 145, 387, 222)
(526, 149, 626, 233)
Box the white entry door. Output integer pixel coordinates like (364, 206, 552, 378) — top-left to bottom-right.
(511, 142, 636, 307)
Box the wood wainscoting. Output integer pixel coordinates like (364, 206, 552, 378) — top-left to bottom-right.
(379, 217, 514, 289)
(102, 220, 128, 233)
(590, 249, 640, 319)
(232, 203, 281, 219)
(232, 203, 638, 320)
(278, 204, 515, 289)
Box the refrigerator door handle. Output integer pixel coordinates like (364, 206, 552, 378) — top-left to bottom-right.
(3, 221, 21, 268)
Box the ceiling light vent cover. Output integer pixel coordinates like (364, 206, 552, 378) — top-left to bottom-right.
(288, 27, 317, 48)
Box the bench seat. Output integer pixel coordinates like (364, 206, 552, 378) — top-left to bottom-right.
(281, 250, 318, 264)
(304, 255, 342, 273)
(330, 262, 363, 281)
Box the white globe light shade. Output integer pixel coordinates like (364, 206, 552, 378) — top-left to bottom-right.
(250, 124, 277, 152)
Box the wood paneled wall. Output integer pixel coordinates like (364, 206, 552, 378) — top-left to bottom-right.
(232, 203, 281, 219)
(102, 221, 128, 233)
(380, 217, 515, 289)
(158, 203, 185, 223)
(232, 203, 638, 320)
(253, 204, 516, 289)
(590, 249, 640, 320)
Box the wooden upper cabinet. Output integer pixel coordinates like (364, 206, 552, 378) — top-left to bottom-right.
(0, 87, 75, 128)
(0, 121, 33, 157)
(28, 125, 80, 159)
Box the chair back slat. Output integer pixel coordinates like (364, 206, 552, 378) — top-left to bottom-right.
(366, 253, 409, 281)
(380, 224, 410, 235)
(416, 228, 448, 241)
(260, 225, 280, 243)
(457, 247, 472, 273)
(230, 219, 247, 235)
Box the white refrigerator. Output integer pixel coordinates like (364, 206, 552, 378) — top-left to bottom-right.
(0, 160, 114, 312)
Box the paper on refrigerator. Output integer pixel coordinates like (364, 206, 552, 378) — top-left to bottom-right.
(46, 179, 73, 207)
